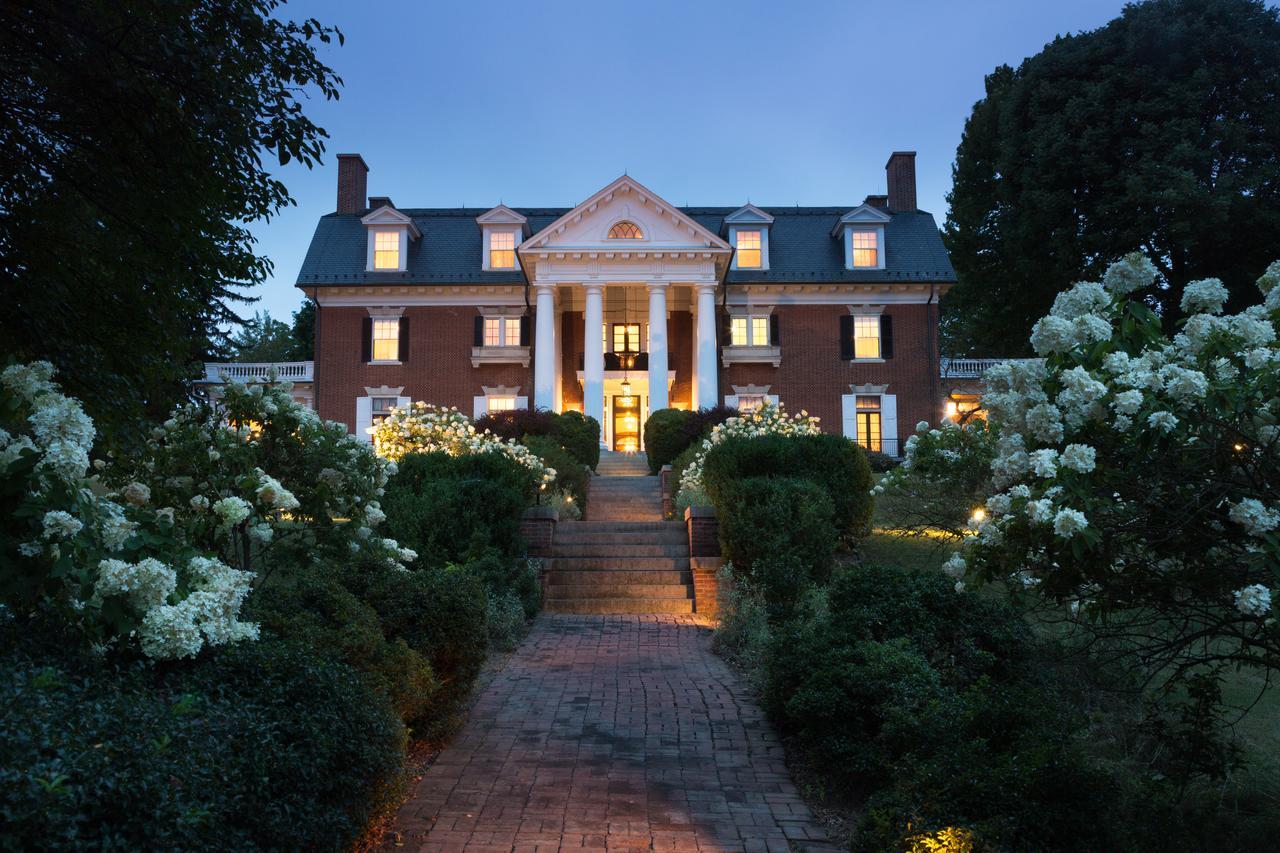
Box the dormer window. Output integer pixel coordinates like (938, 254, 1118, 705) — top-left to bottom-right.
(489, 232, 516, 269)
(607, 221, 643, 239)
(735, 230, 762, 268)
(852, 230, 878, 268)
(373, 231, 400, 270)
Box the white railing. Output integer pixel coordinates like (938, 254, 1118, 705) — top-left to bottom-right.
(939, 357, 1012, 379)
(201, 361, 314, 383)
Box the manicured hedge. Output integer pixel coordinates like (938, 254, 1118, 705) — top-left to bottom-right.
(643, 408, 694, 473)
(523, 434, 589, 509)
(550, 410, 601, 470)
(384, 451, 532, 566)
(702, 433, 873, 543)
(0, 624, 405, 851)
(474, 408, 600, 470)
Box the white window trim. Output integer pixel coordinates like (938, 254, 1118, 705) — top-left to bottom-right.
(849, 307, 885, 363)
(368, 314, 403, 364)
(356, 386, 409, 443)
(841, 390, 898, 456)
(472, 385, 528, 419)
(366, 227, 408, 273)
(843, 225, 885, 271)
(483, 229, 521, 271)
(729, 225, 770, 271)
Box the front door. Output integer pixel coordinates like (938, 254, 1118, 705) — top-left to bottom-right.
(612, 394, 641, 452)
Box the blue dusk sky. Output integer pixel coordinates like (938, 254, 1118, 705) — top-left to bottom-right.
(248, 0, 1137, 322)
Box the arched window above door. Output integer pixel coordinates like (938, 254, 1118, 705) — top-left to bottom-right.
(607, 221, 643, 239)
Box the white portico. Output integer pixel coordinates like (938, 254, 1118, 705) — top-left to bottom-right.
(518, 177, 732, 448)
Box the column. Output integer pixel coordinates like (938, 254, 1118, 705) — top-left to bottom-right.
(582, 284, 605, 436)
(532, 283, 557, 410)
(648, 282, 669, 413)
(695, 282, 718, 410)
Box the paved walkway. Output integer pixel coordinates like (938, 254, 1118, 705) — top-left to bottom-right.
(387, 615, 833, 852)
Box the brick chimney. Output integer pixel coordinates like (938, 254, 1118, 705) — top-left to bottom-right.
(368, 195, 394, 211)
(885, 151, 917, 213)
(864, 194, 889, 210)
(336, 153, 369, 214)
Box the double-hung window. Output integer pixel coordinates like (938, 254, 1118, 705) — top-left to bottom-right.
(851, 230, 878, 268)
(371, 318, 400, 361)
(486, 396, 517, 413)
(612, 323, 641, 353)
(489, 232, 515, 269)
(736, 393, 766, 413)
(373, 231, 400, 270)
(370, 396, 398, 427)
(735, 230, 762, 268)
(855, 396, 882, 452)
(483, 317, 521, 347)
(730, 315, 770, 347)
(853, 315, 881, 359)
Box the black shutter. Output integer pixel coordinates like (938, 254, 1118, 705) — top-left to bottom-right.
(473, 315, 484, 347)
(399, 316, 409, 362)
(519, 315, 530, 346)
(839, 314, 854, 361)
(880, 314, 894, 359)
(769, 313, 780, 346)
(719, 312, 731, 349)
(361, 317, 372, 363)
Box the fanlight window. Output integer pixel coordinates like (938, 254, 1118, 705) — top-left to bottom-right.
(607, 221, 643, 239)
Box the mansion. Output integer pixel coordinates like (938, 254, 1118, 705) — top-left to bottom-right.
(220, 152, 974, 455)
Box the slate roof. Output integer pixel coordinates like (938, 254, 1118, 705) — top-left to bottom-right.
(294, 206, 956, 287)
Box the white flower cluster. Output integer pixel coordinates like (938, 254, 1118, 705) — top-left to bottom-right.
(675, 402, 822, 503)
(369, 402, 555, 486)
(137, 556, 258, 659)
(1, 361, 95, 482)
(1234, 584, 1272, 617)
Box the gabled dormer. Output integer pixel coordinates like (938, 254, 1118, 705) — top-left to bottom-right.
(724, 204, 774, 271)
(361, 204, 420, 273)
(832, 202, 891, 271)
(476, 205, 529, 271)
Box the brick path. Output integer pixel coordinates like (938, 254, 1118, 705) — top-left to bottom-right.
(387, 615, 834, 852)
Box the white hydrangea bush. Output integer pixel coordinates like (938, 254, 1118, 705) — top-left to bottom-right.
(370, 402, 555, 487)
(109, 378, 413, 576)
(950, 254, 1280, 665)
(675, 402, 822, 506)
(0, 362, 258, 659)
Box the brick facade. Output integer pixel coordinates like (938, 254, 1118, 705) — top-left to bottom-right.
(315, 304, 531, 431)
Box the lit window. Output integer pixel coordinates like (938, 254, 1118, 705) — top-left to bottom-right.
(736, 230, 762, 268)
(371, 397, 398, 426)
(613, 323, 641, 353)
(854, 315, 881, 359)
(490, 232, 515, 269)
(737, 394, 765, 413)
(487, 396, 516, 412)
(374, 231, 400, 270)
(607, 221, 643, 239)
(504, 318, 521, 347)
(852, 230, 878, 268)
(855, 395, 881, 452)
(372, 318, 400, 361)
(483, 317, 502, 347)
(730, 315, 770, 346)
(483, 317, 523, 347)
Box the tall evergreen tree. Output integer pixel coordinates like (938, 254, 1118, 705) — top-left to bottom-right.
(0, 1, 342, 439)
(942, 0, 1280, 355)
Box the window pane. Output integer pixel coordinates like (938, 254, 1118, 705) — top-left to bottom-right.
(737, 394, 765, 413)
(736, 230, 761, 268)
(751, 316, 769, 346)
(607, 221, 643, 239)
(851, 231, 877, 267)
(613, 324, 640, 353)
(856, 395, 881, 410)
(372, 318, 400, 361)
(853, 315, 880, 359)
(487, 396, 516, 412)
(731, 317, 748, 346)
(504, 318, 522, 346)
(856, 411, 882, 452)
(484, 317, 501, 347)
(489, 232, 515, 269)
(371, 396, 398, 425)
(374, 231, 400, 270)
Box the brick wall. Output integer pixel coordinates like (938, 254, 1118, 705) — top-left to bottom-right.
(720, 303, 941, 445)
(315, 305, 532, 431)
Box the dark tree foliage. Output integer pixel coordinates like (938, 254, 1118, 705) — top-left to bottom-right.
(942, 0, 1280, 355)
(0, 1, 342, 439)
(290, 299, 315, 360)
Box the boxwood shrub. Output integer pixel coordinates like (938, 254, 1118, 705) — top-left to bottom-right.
(523, 434, 589, 509)
(0, 623, 405, 851)
(550, 410, 601, 470)
(643, 408, 695, 473)
(474, 408, 600, 470)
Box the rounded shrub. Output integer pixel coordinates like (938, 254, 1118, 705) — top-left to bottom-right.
(0, 626, 405, 852)
(715, 476, 837, 583)
(523, 434, 589, 508)
(643, 408, 695, 473)
(551, 410, 601, 470)
(473, 407, 558, 442)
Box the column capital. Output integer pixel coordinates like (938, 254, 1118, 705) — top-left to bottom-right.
(647, 281, 670, 294)
(693, 281, 718, 295)
(582, 282, 605, 295)
(531, 281, 557, 296)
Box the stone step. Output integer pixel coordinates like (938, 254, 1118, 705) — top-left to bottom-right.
(545, 583, 693, 599)
(545, 597, 694, 615)
(552, 543, 687, 557)
(554, 531, 687, 545)
(549, 556, 690, 571)
(545, 569, 692, 585)
(557, 521, 684, 532)
(585, 512, 666, 522)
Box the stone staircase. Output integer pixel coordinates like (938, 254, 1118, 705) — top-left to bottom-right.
(545, 451, 694, 614)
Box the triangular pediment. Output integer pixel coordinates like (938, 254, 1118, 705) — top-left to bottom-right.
(361, 205, 421, 239)
(476, 204, 528, 226)
(831, 203, 891, 236)
(724, 203, 775, 225)
(521, 176, 731, 253)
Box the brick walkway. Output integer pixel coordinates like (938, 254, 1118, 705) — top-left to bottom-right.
(387, 615, 834, 852)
